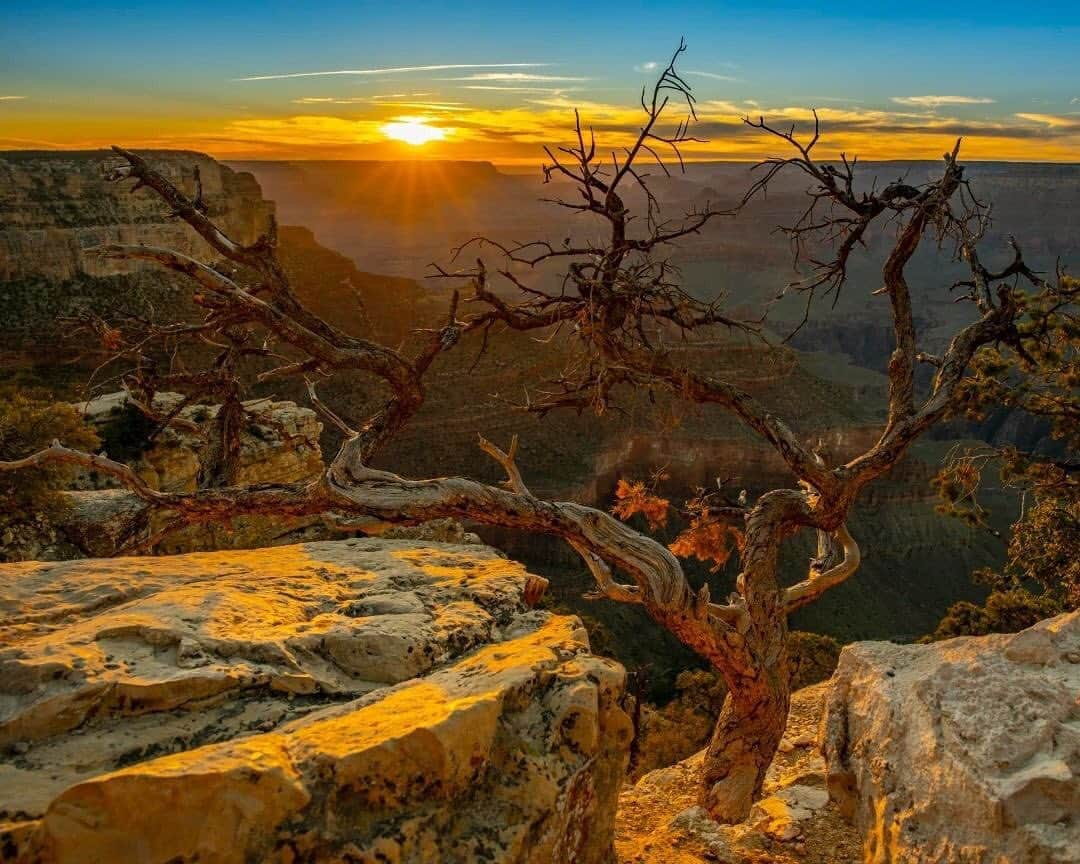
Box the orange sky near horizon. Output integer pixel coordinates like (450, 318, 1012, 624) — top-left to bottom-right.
(5, 99, 1080, 165)
(6, 2, 1080, 165)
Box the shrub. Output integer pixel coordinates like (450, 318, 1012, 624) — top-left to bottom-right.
(0, 386, 99, 555)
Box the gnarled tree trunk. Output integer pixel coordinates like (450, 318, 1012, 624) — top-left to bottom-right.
(1, 111, 1033, 829)
(700, 498, 793, 821)
(702, 665, 791, 821)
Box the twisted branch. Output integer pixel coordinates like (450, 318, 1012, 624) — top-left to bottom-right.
(784, 524, 861, 613)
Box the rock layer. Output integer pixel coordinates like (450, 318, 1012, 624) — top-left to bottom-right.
(0, 150, 271, 283)
(73, 390, 324, 494)
(821, 611, 1080, 864)
(0, 539, 629, 863)
(3, 391, 327, 562)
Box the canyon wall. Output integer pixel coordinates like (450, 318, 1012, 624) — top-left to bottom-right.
(0, 151, 273, 343)
(0, 150, 271, 282)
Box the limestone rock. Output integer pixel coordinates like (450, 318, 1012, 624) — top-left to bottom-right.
(821, 611, 1080, 864)
(0, 539, 629, 863)
(5, 391, 329, 561)
(72, 391, 324, 494)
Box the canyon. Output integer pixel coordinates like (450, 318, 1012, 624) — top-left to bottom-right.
(0, 149, 1032, 691)
(1, 147, 1076, 863)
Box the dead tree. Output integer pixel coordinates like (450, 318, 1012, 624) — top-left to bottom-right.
(0, 43, 1063, 821)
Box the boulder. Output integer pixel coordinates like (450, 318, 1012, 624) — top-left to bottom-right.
(1, 391, 332, 562)
(821, 611, 1080, 864)
(72, 391, 324, 494)
(0, 539, 630, 863)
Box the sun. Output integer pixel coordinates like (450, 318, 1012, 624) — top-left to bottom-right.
(381, 117, 446, 146)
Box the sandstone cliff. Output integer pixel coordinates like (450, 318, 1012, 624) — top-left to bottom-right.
(0, 150, 270, 281)
(0, 150, 273, 337)
(0, 539, 629, 863)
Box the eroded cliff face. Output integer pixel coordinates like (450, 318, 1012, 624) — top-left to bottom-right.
(0, 539, 630, 864)
(0, 150, 272, 336)
(0, 150, 271, 281)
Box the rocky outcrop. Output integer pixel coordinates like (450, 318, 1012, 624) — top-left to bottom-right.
(74, 390, 324, 493)
(0, 538, 629, 863)
(1, 391, 327, 562)
(822, 611, 1080, 864)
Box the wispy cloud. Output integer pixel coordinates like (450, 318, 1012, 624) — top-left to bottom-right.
(891, 95, 995, 107)
(292, 95, 462, 110)
(0, 95, 26, 101)
(684, 70, 739, 82)
(235, 63, 549, 82)
(369, 101, 463, 111)
(440, 73, 587, 82)
(634, 61, 659, 73)
(125, 95, 1080, 161)
(463, 86, 581, 93)
(1015, 112, 1080, 130)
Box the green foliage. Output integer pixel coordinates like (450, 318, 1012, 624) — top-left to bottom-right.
(1004, 496, 1079, 606)
(0, 385, 99, 538)
(932, 274, 1079, 630)
(926, 588, 1065, 641)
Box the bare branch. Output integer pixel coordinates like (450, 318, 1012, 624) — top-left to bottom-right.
(306, 378, 358, 438)
(784, 524, 861, 612)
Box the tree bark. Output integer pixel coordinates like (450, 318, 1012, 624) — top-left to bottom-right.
(701, 666, 791, 822)
(699, 493, 794, 822)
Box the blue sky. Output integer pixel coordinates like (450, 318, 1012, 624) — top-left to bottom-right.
(3, 1, 1079, 160)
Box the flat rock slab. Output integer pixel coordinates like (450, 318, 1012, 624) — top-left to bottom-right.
(0, 538, 629, 864)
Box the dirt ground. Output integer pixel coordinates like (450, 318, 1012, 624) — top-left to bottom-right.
(615, 682, 862, 864)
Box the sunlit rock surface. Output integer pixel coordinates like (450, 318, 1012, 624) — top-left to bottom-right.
(822, 611, 1080, 864)
(0, 150, 271, 281)
(0, 539, 629, 863)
